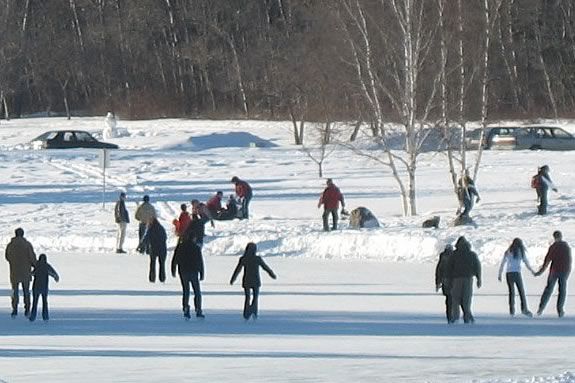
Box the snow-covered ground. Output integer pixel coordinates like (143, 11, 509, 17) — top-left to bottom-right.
(0, 117, 573, 382)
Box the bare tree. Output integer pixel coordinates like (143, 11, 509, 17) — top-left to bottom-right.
(301, 121, 338, 178)
(336, 0, 441, 216)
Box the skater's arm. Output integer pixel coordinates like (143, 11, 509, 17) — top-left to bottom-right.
(474, 253, 482, 288)
(522, 252, 536, 274)
(260, 258, 277, 279)
(230, 259, 243, 284)
(497, 253, 507, 281)
(171, 245, 180, 277)
(48, 265, 60, 282)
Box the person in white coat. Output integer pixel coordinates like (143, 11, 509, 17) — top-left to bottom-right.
(498, 238, 535, 317)
(103, 111, 118, 139)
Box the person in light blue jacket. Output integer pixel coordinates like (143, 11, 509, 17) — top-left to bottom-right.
(498, 238, 535, 317)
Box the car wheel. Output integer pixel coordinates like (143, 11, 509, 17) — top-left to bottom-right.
(530, 145, 542, 150)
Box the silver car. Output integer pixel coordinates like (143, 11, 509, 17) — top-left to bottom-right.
(466, 126, 575, 150)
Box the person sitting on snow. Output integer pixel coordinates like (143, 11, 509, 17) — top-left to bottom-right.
(216, 195, 239, 221)
(206, 191, 224, 217)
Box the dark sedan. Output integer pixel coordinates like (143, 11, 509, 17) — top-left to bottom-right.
(31, 130, 119, 149)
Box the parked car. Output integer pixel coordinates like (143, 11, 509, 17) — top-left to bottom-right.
(31, 130, 119, 150)
(465, 125, 575, 150)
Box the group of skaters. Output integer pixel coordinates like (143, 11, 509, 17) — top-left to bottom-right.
(4, 228, 59, 321)
(112, 175, 275, 320)
(4, 166, 571, 323)
(4, 228, 276, 322)
(435, 230, 572, 324)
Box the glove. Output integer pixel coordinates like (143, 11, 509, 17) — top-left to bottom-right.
(476, 279, 482, 288)
(475, 197, 481, 203)
(553, 188, 558, 192)
(497, 276, 502, 282)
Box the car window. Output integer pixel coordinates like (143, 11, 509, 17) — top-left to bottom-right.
(551, 128, 572, 138)
(493, 128, 516, 136)
(75, 132, 96, 142)
(515, 129, 530, 137)
(63, 132, 75, 142)
(33, 131, 58, 141)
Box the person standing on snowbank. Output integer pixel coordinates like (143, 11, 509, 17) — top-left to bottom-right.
(448, 236, 481, 324)
(146, 218, 167, 283)
(457, 173, 480, 218)
(534, 230, 571, 317)
(135, 195, 157, 254)
(29, 253, 59, 322)
(318, 178, 345, 232)
(435, 244, 454, 323)
(173, 203, 191, 240)
(498, 238, 535, 317)
(114, 192, 129, 254)
(230, 242, 276, 320)
(5, 228, 37, 318)
(231, 176, 253, 219)
(171, 231, 205, 319)
(532, 165, 558, 215)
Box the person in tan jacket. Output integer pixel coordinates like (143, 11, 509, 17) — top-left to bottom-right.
(5, 228, 37, 317)
(135, 195, 157, 253)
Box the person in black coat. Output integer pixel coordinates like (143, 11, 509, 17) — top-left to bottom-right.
(146, 218, 167, 283)
(183, 214, 206, 248)
(435, 244, 454, 323)
(447, 236, 482, 324)
(171, 232, 205, 319)
(29, 253, 59, 322)
(230, 242, 276, 320)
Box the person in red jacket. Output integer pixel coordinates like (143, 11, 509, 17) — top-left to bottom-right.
(231, 176, 253, 219)
(206, 191, 224, 217)
(534, 230, 572, 317)
(172, 204, 191, 239)
(318, 178, 345, 231)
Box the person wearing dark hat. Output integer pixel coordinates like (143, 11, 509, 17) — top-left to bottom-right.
(231, 176, 253, 219)
(318, 178, 345, 231)
(447, 236, 481, 324)
(135, 195, 157, 254)
(114, 192, 129, 253)
(435, 243, 454, 323)
(146, 217, 167, 283)
(534, 230, 571, 317)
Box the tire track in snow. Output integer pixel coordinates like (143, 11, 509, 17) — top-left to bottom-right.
(46, 158, 137, 190)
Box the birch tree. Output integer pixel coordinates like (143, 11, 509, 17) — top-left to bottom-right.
(336, 0, 441, 216)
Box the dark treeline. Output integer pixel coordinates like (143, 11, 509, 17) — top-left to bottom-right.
(0, 0, 574, 122)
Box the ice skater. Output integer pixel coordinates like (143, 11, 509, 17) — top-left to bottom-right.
(171, 231, 205, 319)
(230, 242, 276, 320)
(497, 238, 535, 317)
(534, 231, 571, 317)
(29, 253, 59, 322)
